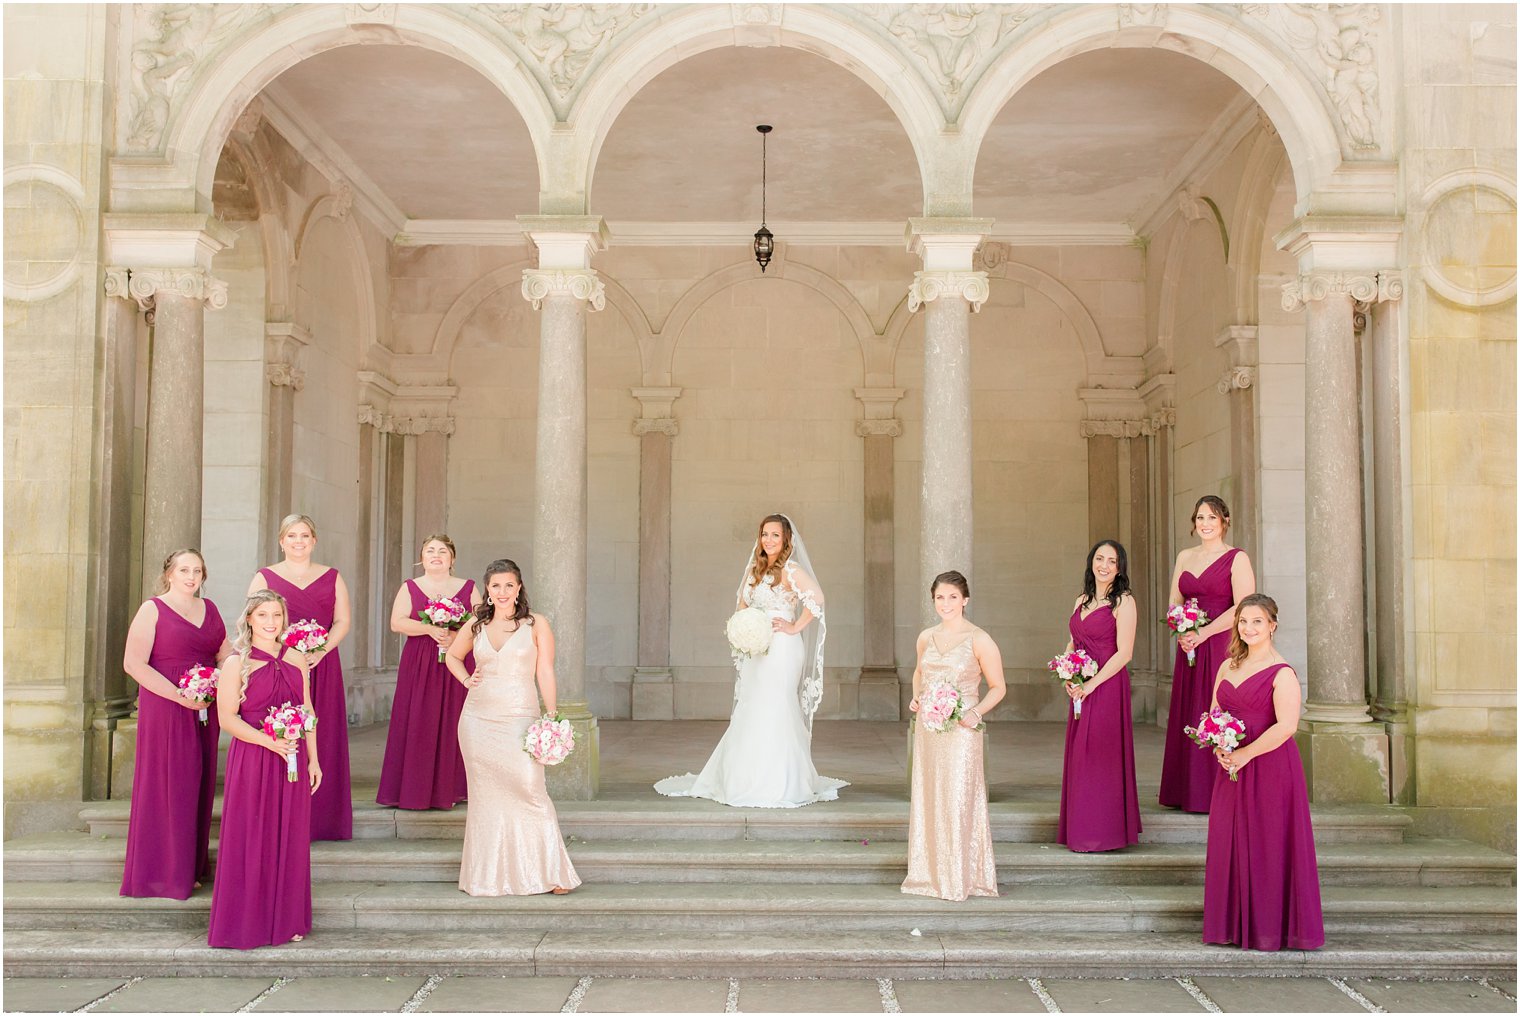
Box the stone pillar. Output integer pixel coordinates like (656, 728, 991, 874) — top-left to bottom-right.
(520, 215, 608, 800)
(630, 387, 681, 720)
(907, 219, 991, 621)
(262, 323, 307, 564)
(1215, 326, 1261, 563)
(855, 387, 905, 719)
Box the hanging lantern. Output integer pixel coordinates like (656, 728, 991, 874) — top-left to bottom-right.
(753, 124, 774, 272)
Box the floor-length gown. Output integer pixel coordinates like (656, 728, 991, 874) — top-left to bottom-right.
(1203, 662, 1324, 951)
(1057, 604, 1142, 852)
(377, 579, 474, 810)
(207, 646, 312, 948)
(1159, 548, 1242, 812)
(120, 598, 226, 899)
(902, 635, 998, 901)
(457, 624, 580, 896)
(259, 567, 352, 840)
(653, 576, 847, 808)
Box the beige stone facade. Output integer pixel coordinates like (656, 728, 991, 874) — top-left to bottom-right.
(3, 4, 1513, 842)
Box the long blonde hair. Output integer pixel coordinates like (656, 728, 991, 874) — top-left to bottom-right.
(154, 548, 207, 596)
(747, 514, 794, 589)
(1227, 592, 1279, 669)
(233, 589, 288, 698)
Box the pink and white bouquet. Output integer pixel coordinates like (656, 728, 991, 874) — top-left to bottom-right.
(418, 595, 470, 661)
(1163, 599, 1210, 665)
(1047, 648, 1100, 718)
(522, 713, 575, 766)
(282, 619, 330, 656)
(262, 701, 317, 782)
(1183, 708, 1247, 781)
(725, 607, 773, 662)
(919, 679, 981, 733)
(177, 663, 218, 725)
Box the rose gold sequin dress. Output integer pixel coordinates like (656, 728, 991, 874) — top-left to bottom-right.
(457, 624, 580, 896)
(902, 634, 998, 901)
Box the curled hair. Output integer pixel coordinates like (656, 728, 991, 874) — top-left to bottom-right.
(930, 570, 970, 601)
(415, 532, 457, 570)
(233, 589, 288, 700)
(471, 559, 534, 636)
(747, 514, 794, 590)
(1080, 540, 1131, 613)
(154, 548, 208, 596)
(1227, 592, 1279, 669)
(1190, 495, 1232, 536)
(278, 513, 318, 543)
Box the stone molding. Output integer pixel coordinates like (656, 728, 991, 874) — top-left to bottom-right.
(855, 419, 904, 438)
(1281, 269, 1403, 311)
(357, 403, 456, 436)
(631, 386, 681, 437)
(346, 3, 396, 25)
(633, 418, 678, 437)
(853, 386, 906, 439)
(1080, 419, 1145, 439)
(1216, 365, 1255, 395)
(1418, 170, 1515, 307)
(125, 267, 228, 311)
(522, 269, 606, 311)
(906, 271, 990, 313)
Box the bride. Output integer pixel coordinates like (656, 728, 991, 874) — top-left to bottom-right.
(655, 513, 848, 808)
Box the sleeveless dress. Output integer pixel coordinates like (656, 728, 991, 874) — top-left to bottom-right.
(457, 624, 580, 896)
(259, 567, 352, 840)
(207, 646, 312, 948)
(377, 579, 475, 810)
(1203, 662, 1324, 951)
(902, 634, 998, 901)
(653, 573, 847, 808)
(1057, 603, 1142, 853)
(120, 598, 226, 899)
(1159, 548, 1243, 813)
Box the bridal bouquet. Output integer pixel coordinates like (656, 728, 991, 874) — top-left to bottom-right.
(282, 619, 330, 656)
(1184, 708, 1247, 781)
(1047, 648, 1100, 718)
(262, 702, 317, 782)
(418, 595, 470, 661)
(523, 713, 575, 766)
(177, 663, 218, 725)
(725, 607, 772, 662)
(919, 679, 981, 733)
(1163, 599, 1209, 665)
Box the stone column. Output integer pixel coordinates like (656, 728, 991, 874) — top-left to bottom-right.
(1215, 326, 1260, 562)
(630, 387, 681, 720)
(855, 387, 905, 719)
(520, 216, 608, 800)
(262, 323, 307, 564)
(907, 219, 991, 621)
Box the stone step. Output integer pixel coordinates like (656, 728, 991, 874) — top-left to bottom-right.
(3, 928, 1513, 980)
(7, 832, 1512, 888)
(77, 796, 1413, 845)
(5, 881, 1512, 936)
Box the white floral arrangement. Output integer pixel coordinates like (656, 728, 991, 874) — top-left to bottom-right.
(725, 606, 773, 662)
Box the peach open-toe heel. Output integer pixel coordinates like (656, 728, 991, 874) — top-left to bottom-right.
(550, 886, 571, 895)
(291, 934, 304, 942)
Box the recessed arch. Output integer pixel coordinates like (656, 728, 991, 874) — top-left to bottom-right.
(221, 132, 294, 321)
(293, 191, 378, 368)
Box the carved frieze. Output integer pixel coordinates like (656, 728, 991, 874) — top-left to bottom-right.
(470, 4, 653, 102)
(1242, 3, 1384, 151)
(906, 271, 990, 313)
(860, 4, 1037, 109)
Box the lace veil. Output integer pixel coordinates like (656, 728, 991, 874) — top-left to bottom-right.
(733, 513, 828, 734)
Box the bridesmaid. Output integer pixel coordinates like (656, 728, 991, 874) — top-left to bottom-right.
(902, 571, 1006, 902)
(1159, 495, 1255, 813)
(248, 514, 352, 841)
(207, 590, 319, 949)
(1202, 593, 1324, 951)
(120, 549, 231, 899)
(377, 534, 480, 810)
(446, 559, 579, 896)
(1057, 540, 1142, 853)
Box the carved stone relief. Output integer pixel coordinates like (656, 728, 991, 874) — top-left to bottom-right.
(470, 4, 654, 102)
(860, 3, 1038, 110)
(1242, 3, 1384, 151)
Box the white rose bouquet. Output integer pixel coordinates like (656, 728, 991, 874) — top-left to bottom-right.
(725, 607, 773, 662)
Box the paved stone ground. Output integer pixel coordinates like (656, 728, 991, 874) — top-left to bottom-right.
(4, 975, 1516, 1013)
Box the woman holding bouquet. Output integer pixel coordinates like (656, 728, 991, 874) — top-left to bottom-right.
(1159, 495, 1255, 813)
(1203, 593, 1323, 951)
(447, 559, 579, 896)
(1057, 541, 1142, 853)
(248, 514, 352, 840)
(654, 513, 847, 808)
(120, 549, 232, 900)
(378, 534, 481, 810)
(902, 571, 1006, 901)
(207, 590, 319, 949)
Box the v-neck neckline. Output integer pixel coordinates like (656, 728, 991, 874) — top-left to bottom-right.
(267, 566, 332, 592)
(931, 628, 973, 657)
(156, 597, 209, 629)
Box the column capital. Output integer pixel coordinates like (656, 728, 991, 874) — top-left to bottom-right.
(1216, 365, 1255, 395)
(127, 267, 228, 310)
(522, 269, 606, 311)
(907, 271, 989, 313)
(631, 386, 682, 436)
(1376, 269, 1405, 303)
(103, 267, 132, 301)
(1281, 271, 1383, 312)
(1080, 419, 1145, 439)
(265, 361, 305, 391)
(854, 386, 905, 438)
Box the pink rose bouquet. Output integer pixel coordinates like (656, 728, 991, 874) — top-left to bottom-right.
(1047, 648, 1100, 718)
(919, 679, 981, 733)
(1163, 599, 1210, 665)
(1184, 708, 1247, 781)
(522, 713, 575, 766)
(282, 619, 330, 655)
(177, 663, 218, 725)
(418, 595, 469, 661)
(262, 701, 317, 782)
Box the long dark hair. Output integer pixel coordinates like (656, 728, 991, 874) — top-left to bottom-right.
(1080, 539, 1131, 612)
(471, 558, 534, 635)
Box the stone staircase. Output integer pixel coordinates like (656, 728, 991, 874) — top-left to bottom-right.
(3, 788, 1515, 979)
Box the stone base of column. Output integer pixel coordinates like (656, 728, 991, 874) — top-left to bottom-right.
(1381, 714, 1417, 806)
(1128, 669, 1159, 725)
(630, 668, 674, 720)
(857, 667, 901, 721)
(546, 701, 600, 801)
(1294, 720, 1391, 804)
(1155, 673, 1174, 732)
(109, 718, 139, 800)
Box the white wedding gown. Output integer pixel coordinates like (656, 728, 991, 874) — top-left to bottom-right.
(655, 572, 848, 808)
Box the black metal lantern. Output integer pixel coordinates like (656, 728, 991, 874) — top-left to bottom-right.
(753, 124, 774, 272)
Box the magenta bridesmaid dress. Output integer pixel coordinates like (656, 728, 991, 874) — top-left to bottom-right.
(1159, 548, 1242, 812)
(1203, 662, 1324, 951)
(1057, 603, 1142, 852)
(207, 646, 313, 948)
(120, 598, 226, 900)
(259, 567, 352, 840)
(377, 579, 474, 810)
